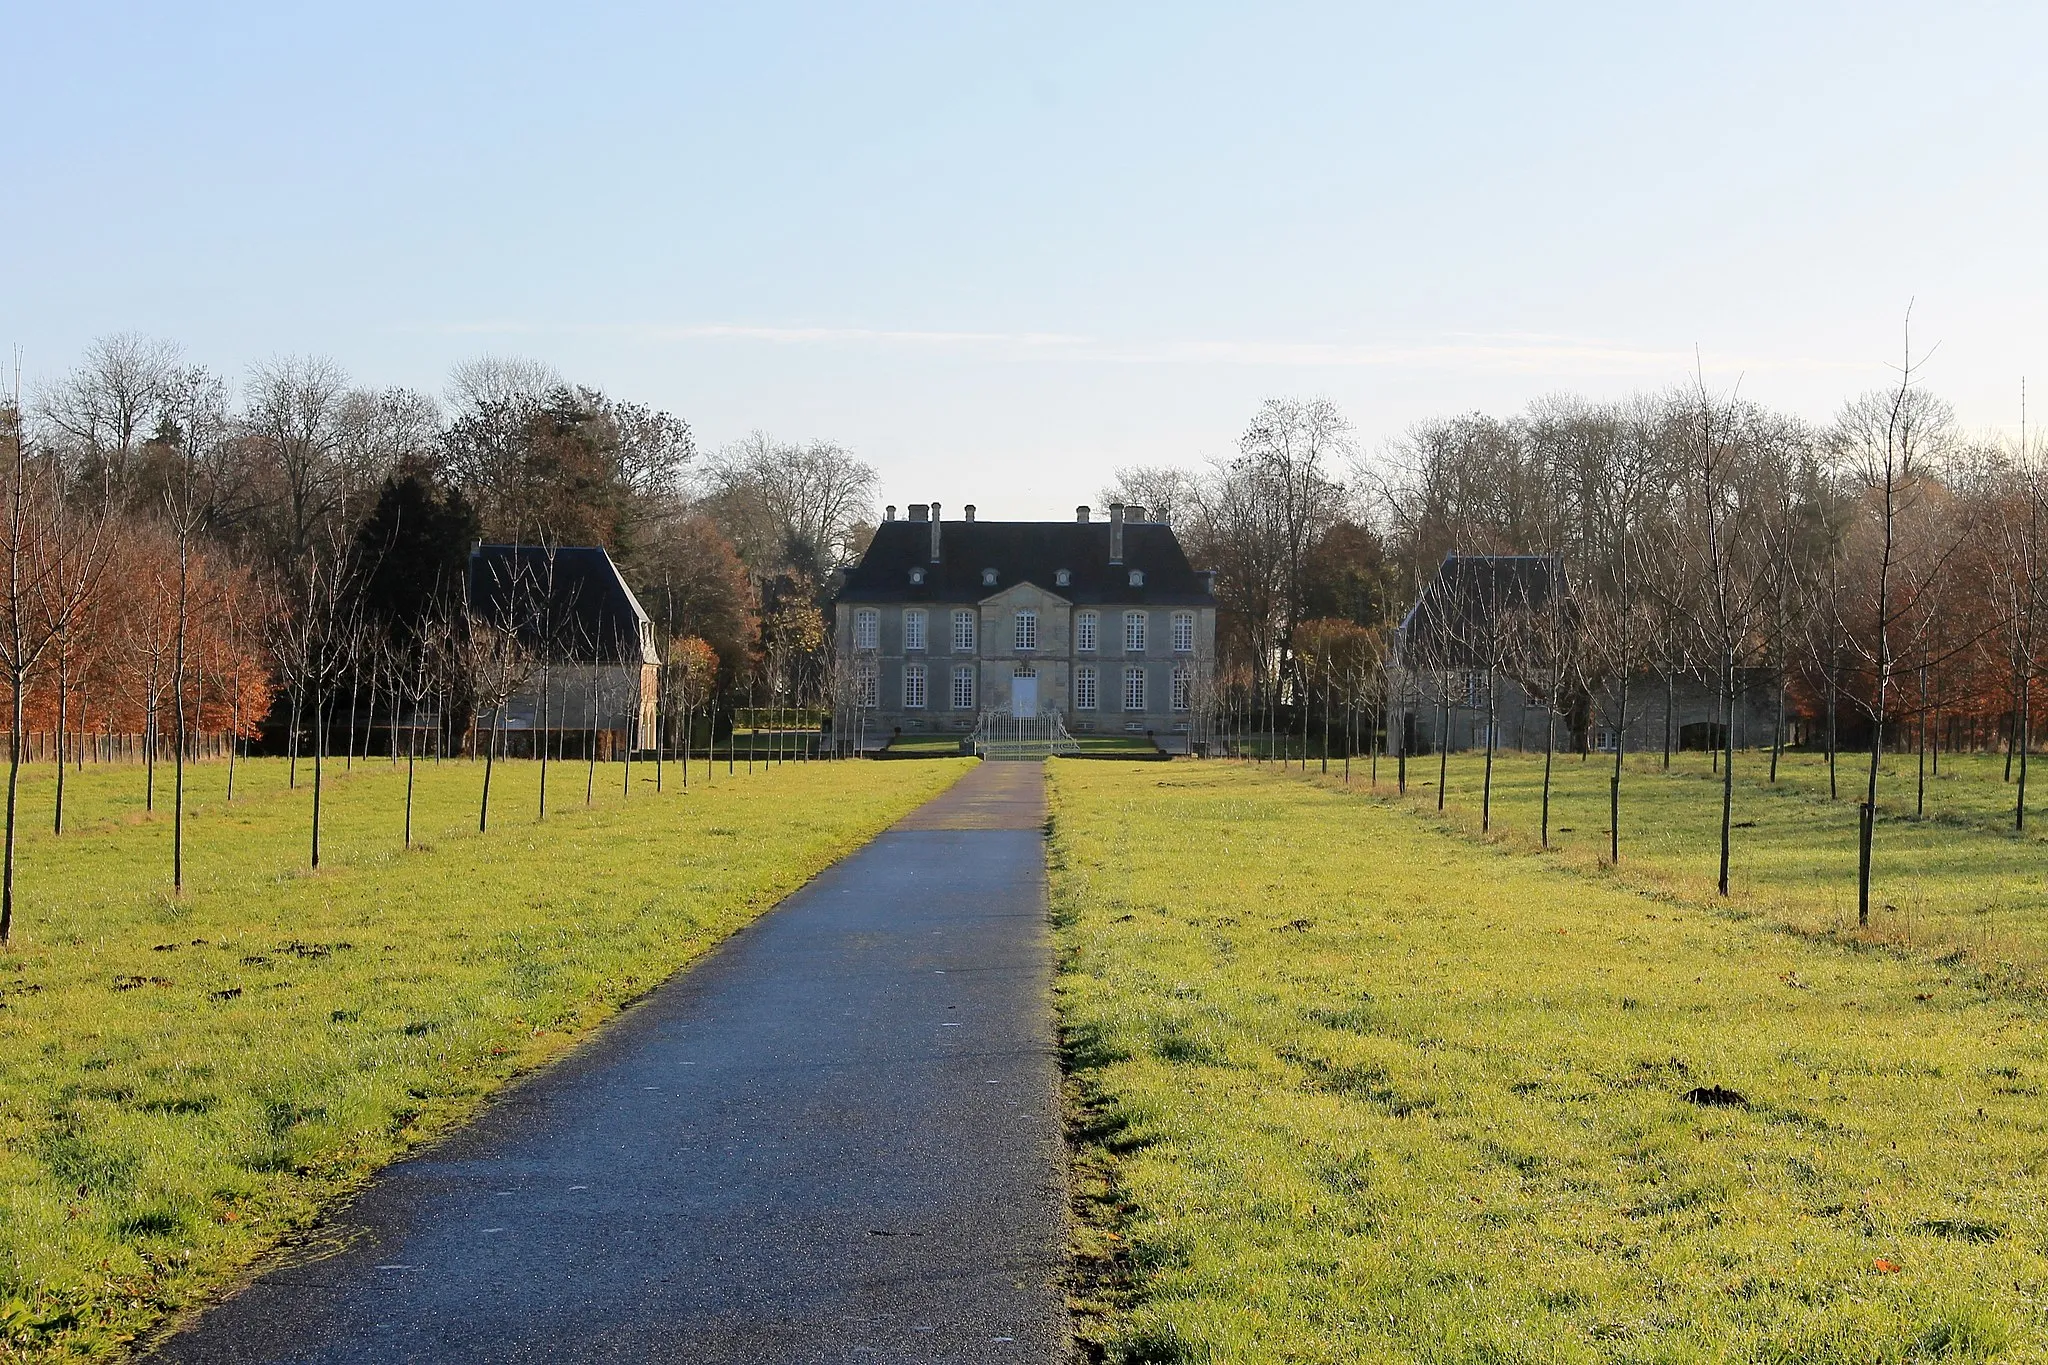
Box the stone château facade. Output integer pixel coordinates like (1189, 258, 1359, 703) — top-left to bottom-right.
(832, 502, 1218, 751)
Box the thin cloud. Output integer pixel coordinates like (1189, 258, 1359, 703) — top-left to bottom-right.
(419, 319, 1857, 375)
(635, 323, 1090, 348)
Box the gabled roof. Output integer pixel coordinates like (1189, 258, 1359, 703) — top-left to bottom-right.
(468, 543, 656, 665)
(836, 519, 1216, 607)
(1395, 553, 1571, 668)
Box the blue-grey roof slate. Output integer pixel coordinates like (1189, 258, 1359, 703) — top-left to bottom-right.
(835, 520, 1216, 607)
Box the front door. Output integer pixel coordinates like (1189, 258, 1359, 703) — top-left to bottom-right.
(1010, 675, 1038, 718)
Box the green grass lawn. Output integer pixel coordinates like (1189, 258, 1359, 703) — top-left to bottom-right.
(1336, 746, 2048, 983)
(883, 733, 970, 755)
(0, 753, 967, 1360)
(1073, 736, 1165, 755)
(1050, 759, 2048, 1364)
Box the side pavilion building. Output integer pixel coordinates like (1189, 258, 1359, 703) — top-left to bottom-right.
(468, 542, 660, 755)
(831, 502, 1218, 751)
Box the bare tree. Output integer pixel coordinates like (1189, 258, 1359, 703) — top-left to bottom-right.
(1828, 317, 1964, 926)
(1977, 400, 2044, 830)
(244, 355, 352, 565)
(288, 533, 368, 869)
(464, 564, 538, 834)
(160, 369, 236, 892)
(701, 433, 878, 586)
(1673, 379, 1779, 896)
(0, 394, 58, 939)
(35, 467, 113, 834)
(34, 333, 182, 492)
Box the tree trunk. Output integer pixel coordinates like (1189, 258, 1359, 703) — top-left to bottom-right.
(2018, 664, 2031, 832)
(1436, 691, 1450, 812)
(227, 675, 241, 802)
(1481, 667, 1497, 833)
(1394, 683, 1405, 794)
(2, 666, 23, 943)
(1662, 668, 1673, 769)
(1610, 674, 1628, 865)
(1770, 678, 1785, 783)
(52, 646, 67, 835)
(586, 664, 599, 805)
(1916, 665, 1928, 819)
(480, 702, 503, 833)
(311, 684, 325, 869)
(1343, 683, 1353, 785)
(1320, 675, 1329, 776)
(1718, 650, 1734, 896)
(174, 543, 189, 895)
(144, 686, 157, 812)
(1540, 684, 1556, 848)
(1859, 715, 1882, 928)
(1826, 663, 1839, 800)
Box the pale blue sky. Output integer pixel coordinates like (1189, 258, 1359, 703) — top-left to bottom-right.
(9, 2, 2046, 517)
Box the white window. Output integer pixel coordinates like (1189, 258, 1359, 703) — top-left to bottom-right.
(854, 609, 879, 651)
(1171, 665, 1191, 712)
(1128, 569, 1144, 587)
(1075, 665, 1098, 711)
(904, 609, 927, 652)
(1172, 612, 1194, 653)
(855, 661, 878, 708)
(909, 567, 925, 585)
(1124, 666, 1147, 712)
(952, 666, 976, 710)
(904, 662, 927, 709)
(953, 609, 977, 653)
(1055, 569, 1072, 586)
(1076, 611, 1098, 652)
(982, 568, 998, 586)
(1015, 610, 1038, 651)
(1124, 611, 1147, 653)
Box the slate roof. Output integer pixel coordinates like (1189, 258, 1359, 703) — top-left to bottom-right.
(836, 519, 1217, 607)
(1394, 554, 1571, 668)
(467, 544, 657, 665)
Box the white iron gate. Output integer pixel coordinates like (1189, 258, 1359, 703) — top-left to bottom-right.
(970, 708, 1079, 760)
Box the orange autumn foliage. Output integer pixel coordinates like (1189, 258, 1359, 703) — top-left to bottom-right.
(6, 520, 272, 737)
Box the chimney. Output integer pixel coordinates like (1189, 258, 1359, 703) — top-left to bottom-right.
(1127, 505, 1147, 524)
(884, 505, 896, 521)
(909, 504, 929, 521)
(1109, 502, 1125, 564)
(1076, 505, 1090, 523)
(964, 504, 976, 522)
(929, 502, 942, 562)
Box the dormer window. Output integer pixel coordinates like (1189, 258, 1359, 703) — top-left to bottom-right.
(1128, 569, 1144, 587)
(909, 567, 925, 585)
(1055, 569, 1071, 587)
(982, 568, 998, 587)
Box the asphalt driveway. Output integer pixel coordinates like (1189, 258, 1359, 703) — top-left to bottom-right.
(150, 760, 1067, 1364)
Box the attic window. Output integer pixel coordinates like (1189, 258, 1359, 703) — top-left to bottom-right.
(1128, 569, 1144, 587)
(909, 567, 925, 585)
(982, 568, 998, 587)
(1055, 569, 1071, 586)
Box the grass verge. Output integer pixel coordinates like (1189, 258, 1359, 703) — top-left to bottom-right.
(1309, 748, 2048, 984)
(0, 755, 967, 1360)
(1050, 759, 2048, 1363)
